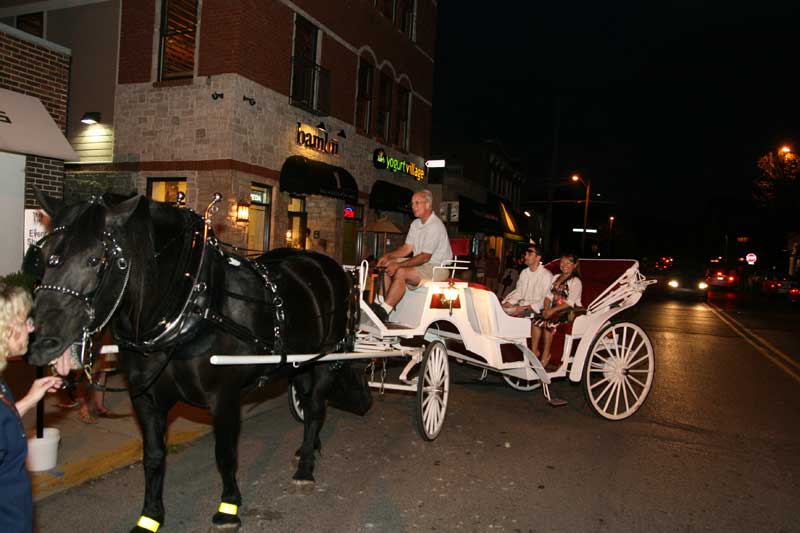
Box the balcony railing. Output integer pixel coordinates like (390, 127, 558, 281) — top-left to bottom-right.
(290, 56, 330, 116)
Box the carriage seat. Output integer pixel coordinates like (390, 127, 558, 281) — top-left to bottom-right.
(543, 259, 637, 365)
(462, 284, 530, 339)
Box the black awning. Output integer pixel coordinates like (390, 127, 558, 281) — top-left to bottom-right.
(279, 156, 358, 203)
(369, 180, 414, 214)
(493, 196, 525, 241)
(457, 195, 502, 235)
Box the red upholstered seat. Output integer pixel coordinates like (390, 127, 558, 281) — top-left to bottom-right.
(540, 259, 635, 364)
(449, 238, 470, 257)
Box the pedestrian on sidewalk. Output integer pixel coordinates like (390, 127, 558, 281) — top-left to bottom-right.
(0, 283, 62, 533)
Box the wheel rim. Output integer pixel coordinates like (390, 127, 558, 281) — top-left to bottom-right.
(421, 342, 449, 438)
(586, 323, 654, 420)
(290, 383, 304, 421)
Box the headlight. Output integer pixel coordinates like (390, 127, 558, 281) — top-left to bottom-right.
(668, 280, 679, 288)
(698, 281, 708, 290)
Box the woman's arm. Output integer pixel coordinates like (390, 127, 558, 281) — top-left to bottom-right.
(15, 376, 62, 417)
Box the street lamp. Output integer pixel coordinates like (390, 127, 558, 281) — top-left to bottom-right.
(571, 174, 591, 254)
(608, 216, 615, 256)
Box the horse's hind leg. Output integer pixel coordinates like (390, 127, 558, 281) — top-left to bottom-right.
(292, 365, 334, 492)
(210, 392, 243, 529)
(130, 393, 172, 533)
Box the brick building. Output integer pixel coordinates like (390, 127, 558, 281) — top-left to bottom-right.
(2, 0, 438, 264)
(0, 22, 76, 275)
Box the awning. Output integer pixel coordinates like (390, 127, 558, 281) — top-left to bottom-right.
(369, 180, 414, 214)
(494, 196, 525, 241)
(0, 88, 78, 161)
(457, 195, 502, 235)
(279, 155, 358, 203)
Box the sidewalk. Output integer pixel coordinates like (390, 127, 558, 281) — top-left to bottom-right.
(20, 370, 285, 501)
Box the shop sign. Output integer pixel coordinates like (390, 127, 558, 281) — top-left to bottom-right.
(24, 209, 48, 252)
(296, 122, 339, 155)
(745, 252, 757, 265)
(373, 148, 425, 181)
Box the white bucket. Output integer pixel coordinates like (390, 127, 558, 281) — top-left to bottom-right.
(27, 427, 60, 472)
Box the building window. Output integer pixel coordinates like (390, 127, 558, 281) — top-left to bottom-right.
(147, 177, 187, 204)
(395, 86, 410, 150)
(356, 59, 374, 133)
(158, 0, 198, 80)
(290, 16, 330, 115)
(286, 196, 307, 249)
(247, 183, 272, 254)
(378, 0, 395, 21)
(398, 0, 415, 40)
(16, 12, 44, 38)
(376, 72, 393, 141)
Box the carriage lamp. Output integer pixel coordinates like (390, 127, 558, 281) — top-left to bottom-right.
(668, 280, 679, 288)
(443, 283, 459, 302)
(236, 201, 250, 222)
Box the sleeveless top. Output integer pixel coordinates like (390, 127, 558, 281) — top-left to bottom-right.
(0, 379, 33, 533)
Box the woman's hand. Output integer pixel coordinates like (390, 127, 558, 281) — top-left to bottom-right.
(15, 376, 63, 417)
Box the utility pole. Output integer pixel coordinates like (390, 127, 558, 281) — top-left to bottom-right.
(543, 97, 560, 257)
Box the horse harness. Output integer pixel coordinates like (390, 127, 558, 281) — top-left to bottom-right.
(25, 195, 355, 390)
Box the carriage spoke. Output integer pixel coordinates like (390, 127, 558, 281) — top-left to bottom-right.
(613, 378, 621, 416)
(624, 375, 640, 401)
(602, 381, 619, 412)
(623, 339, 645, 365)
(627, 369, 651, 373)
(621, 375, 631, 412)
(589, 376, 609, 390)
(627, 374, 647, 389)
(628, 353, 651, 369)
(595, 379, 614, 403)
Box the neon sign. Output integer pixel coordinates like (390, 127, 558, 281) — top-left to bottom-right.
(373, 148, 424, 181)
(343, 207, 355, 218)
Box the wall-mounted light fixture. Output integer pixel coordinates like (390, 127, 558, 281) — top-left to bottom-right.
(286, 229, 293, 239)
(316, 121, 327, 131)
(212, 92, 224, 100)
(81, 111, 101, 124)
(243, 95, 256, 106)
(236, 201, 250, 222)
(337, 129, 347, 139)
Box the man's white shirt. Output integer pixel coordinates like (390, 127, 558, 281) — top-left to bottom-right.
(502, 265, 554, 313)
(405, 212, 452, 267)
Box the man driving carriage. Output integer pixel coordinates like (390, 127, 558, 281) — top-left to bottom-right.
(371, 189, 452, 321)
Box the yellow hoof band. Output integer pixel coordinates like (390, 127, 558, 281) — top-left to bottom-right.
(136, 515, 161, 532)
(218, 502, 239, 516)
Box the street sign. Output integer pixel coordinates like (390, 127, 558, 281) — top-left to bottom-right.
(745, 252, 757, 265)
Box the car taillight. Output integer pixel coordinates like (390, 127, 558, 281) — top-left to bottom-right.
(790, 288, 799, 295)
(727, 276, 735, 282)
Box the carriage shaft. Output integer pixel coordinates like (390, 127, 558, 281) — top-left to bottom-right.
(210, 350, 407, 365)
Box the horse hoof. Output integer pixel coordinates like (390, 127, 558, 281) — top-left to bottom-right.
(289, 479, 315, 495)
(212, 512, 242, 530)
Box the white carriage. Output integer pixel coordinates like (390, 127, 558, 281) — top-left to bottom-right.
(212, 256, 656, 441)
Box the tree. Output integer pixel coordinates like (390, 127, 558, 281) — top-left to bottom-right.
(754, 150, 800, 212)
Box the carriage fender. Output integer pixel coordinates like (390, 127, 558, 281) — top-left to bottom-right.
(567, 307, 628, 383)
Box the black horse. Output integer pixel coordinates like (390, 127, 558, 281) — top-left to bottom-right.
(26, 190, 362, 532)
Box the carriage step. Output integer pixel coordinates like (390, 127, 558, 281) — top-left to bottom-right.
(548, 398, 568, 407)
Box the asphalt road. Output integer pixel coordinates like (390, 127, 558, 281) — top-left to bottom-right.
(34, 292, 800, 532)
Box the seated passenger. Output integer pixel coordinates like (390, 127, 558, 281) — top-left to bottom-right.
(533, 253, 583, 371)
(501, 244, 553, 357)
(371, 189, 452, 321)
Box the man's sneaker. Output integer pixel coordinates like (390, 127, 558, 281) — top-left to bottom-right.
(369, 302, 389, 322)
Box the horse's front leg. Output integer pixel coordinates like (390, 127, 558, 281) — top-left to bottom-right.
(210, 391, 243, 529)
(130, 393, 171, 533)
(292, 364, 334, 492)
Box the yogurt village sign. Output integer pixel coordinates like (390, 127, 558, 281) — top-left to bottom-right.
(373, 148, 425, 181)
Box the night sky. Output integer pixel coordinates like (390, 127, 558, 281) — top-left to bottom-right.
(432, 1, 800, 261)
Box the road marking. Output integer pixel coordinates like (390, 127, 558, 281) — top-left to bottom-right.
(707, 302, 800, 385)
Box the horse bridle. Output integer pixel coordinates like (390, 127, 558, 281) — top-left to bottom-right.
(26, 222, 131, 371)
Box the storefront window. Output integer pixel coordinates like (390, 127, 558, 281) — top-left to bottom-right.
(342, 204, 363, 265)
(147, 177, 187, 204)
(286, 195, 307, 249)
(246, 183, 271, 255)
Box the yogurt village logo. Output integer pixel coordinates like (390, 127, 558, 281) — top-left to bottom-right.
(372, 148, 425, 181)
(296, 122, 339, 155)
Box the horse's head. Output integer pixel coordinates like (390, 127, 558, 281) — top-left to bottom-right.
(26, 189, 148, 371)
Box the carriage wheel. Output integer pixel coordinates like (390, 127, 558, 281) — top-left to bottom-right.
(503, 374, 542, 392)
(288, 379, 304, 423)
(414, 340, 450, 441)
(583, 322, 654, 420)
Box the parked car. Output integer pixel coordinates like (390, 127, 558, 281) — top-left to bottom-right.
(706, 265, 740, 290)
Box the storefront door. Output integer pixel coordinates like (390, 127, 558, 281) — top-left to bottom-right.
(246, 183, 271, 254)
